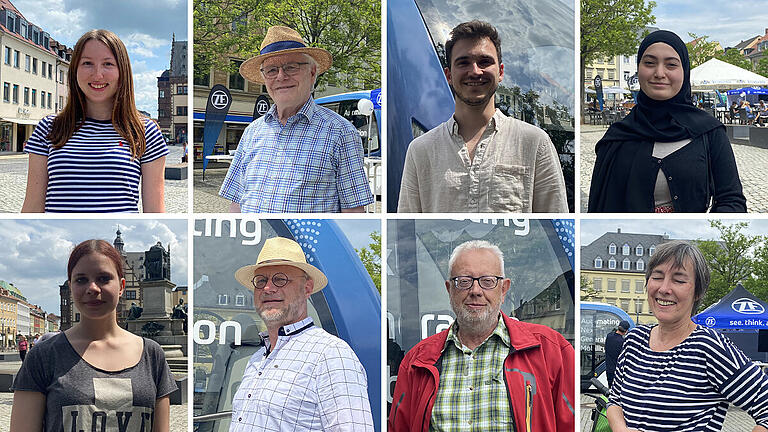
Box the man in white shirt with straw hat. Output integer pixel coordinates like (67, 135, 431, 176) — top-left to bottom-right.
(228, 237, 374, 432)
(219, 26, 373, 213)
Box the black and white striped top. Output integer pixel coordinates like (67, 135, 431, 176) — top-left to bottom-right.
(609, 324, 768, 431)
(25, 115, 168, 213)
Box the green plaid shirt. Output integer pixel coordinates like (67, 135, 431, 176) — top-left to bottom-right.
(430, 315, 514, 431)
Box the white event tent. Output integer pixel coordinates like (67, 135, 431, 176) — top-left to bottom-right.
(691, 58, 768, 90)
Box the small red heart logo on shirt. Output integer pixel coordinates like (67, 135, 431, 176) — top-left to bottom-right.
(119, 141, 123, 146)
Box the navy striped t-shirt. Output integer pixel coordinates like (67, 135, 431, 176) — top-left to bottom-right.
(609, 324, 768, 431)
(25, 115, 168, 213)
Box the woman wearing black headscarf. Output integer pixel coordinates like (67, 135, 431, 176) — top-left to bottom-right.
(587, 30, 746, 213)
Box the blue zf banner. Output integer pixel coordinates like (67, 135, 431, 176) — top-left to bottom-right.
(253, 95, 271, 120)
(202, 84, 233, 172)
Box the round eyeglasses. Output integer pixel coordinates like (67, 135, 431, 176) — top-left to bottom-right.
(252, 272, 296, 290)
(260, 62, 310, 79)
(450, 276, 503, 290)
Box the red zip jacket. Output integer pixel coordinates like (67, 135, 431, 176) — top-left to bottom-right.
(388, 313, 575, 432)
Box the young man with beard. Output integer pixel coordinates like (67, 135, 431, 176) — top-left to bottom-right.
(388, 240, 575, 431)
(228, 237, 374, 432)
(397, 21, 568, 213)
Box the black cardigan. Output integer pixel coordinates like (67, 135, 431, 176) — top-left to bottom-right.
(588, 127, 746, 212)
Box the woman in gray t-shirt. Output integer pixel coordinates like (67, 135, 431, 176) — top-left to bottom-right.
(9, 239, 177, 431)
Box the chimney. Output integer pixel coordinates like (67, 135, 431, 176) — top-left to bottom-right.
(617, 228, 621, 233)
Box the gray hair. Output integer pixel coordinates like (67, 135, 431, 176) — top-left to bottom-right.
(448, 240, 505, 277)
(645, 240, 710, 315)
(302, 53, 319, 86)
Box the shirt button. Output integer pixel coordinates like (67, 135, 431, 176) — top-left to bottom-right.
(238, 417, 242, 421)
(673, 196, 679, 200)
(469, 386, 474, 391)
(668, 176, 672, 181)
(247, 394, 251, 398)
(258, 372, 262, 376)
(657, 159, 662, 164)
(274, 364, 279, 368)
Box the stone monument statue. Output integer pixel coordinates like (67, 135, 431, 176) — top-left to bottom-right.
(145, 242, 170, 281)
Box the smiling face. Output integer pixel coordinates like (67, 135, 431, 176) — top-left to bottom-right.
(445, 37, 504, 109)
(262, 52, 316, 113)
(253, 264, 313, 327)
(446, 248, 510, 328)
(646, 258, 697, 326)
(638, 42, 684, 101)
(70, 253, 125, 321)
(76, 39, 119, 116)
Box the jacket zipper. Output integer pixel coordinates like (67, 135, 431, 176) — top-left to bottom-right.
(525, 383, 533, 432)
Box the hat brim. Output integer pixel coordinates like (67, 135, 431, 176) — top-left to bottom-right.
(234, 261, 328, 294)
(240, 47, 333, 83)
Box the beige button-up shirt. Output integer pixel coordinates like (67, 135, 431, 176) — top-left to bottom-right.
(397, 110, 568, 212)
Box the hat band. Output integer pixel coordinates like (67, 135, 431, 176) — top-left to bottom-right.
(261, 40, 306, 55)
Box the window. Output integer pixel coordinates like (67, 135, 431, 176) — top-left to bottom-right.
(48, 64, 52, 79)
(194, 70, 210, 86)
(594, 257, 602, 268)
(125, 290, 137, 300)
(635, 280, 644, 294)
(621, 279, 630, 293)
(622, 258, 630, 270)
(624, 55, 630, 63)
(229, 59, 244, 90)
(608, 69, 615, 80)
(235, 295, 245, 306)
(635, 245, 643, 256)
(13, 50, 18, 68)
(41, 61, 46, 77)
(40, 91, 45, 106)
(217, 294, 228, 305)
(32, 27, 39, 45)
(47, 93, 51, 109)
(586, 69, 593, 79)
(606, 298, 616, 306)
(621, 299, 630, 311)
(608, 258, 616, 269)
(635, 299, 644, 314)
(176, 106, 187, 116)
(2, 83, 8, 102)
(608, 243, 617, 255)
(58, 95, 63, 110)
(59, 70, 64, 83)
(19, 20, 26, 39)
(636, 259, 644, 271)
(159, 89, 165, 98)
(4, 47, 10, 65)
(32, 58, 37, 74)
(622, 244, 630, 255)
(23, 87, 29, 105)
(158, 109, 165, 117)
(24, 55, 30, 71)
(177, 85, 187, 94)
(75, 313, 80, 322)
(593, 278, 602, 292)
(6, 12, 15, 32)
(649, 245, 656, 256)
(31, 89, 36, 106)
(607, 279, 616, 292)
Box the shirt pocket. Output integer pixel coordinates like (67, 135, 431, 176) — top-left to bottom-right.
(490, 164, 528, 212)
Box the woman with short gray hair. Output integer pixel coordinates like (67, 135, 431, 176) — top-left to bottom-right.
(607, 240, 768, 432)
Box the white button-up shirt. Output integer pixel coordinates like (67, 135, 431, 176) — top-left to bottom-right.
(229, 317, 374, 432)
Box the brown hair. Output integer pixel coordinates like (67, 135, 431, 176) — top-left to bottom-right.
(48, 29, 146, 159)
(445, 20, 502, 66)
(67, 239, 124, 282)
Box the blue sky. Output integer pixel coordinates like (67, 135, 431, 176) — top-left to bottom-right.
(651, 1, 766, 48)
(581, 219, 768, 245)
(12, 0, 187, 115)
(336, 219, 381, 251)
(0, 219, 188, 317)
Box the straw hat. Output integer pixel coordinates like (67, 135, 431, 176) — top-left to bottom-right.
(234, 237, 328, 293)
(240, 26, 333, 84)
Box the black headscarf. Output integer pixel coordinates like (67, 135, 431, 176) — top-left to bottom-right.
(599, 30, 722, 144)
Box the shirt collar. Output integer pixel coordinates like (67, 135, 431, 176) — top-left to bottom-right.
(259, 316, 315, 342)
(444, 313, 510, 352)
(447, 109, 501, 137)
(264, 96, 317, 124)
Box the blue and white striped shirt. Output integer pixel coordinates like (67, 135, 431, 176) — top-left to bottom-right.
(25, 115, 168, 213)
(218, 97, 373, 212)
(609, 324, 768, 431)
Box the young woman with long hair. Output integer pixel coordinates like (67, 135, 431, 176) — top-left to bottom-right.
(21, 29, 168, 213)
(9, 240, 176, 431)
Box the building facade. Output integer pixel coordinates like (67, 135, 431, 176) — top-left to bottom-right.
(158, 37, 187, 143)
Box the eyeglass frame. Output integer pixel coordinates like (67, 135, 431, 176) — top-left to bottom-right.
(251, 272, 304, 290)
(259, 62, 310, 79)
(450, 275, 504, 290)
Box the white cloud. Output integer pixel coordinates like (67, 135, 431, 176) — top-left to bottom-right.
(12, 0, 87, 43)
(123, 33, 167, 59)
(133, 69, 164, 116)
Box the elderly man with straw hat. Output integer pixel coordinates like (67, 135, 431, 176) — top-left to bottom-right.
(228, 237, 374, 432)
(219, 26, 374, 213)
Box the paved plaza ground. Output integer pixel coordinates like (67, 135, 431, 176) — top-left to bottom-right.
(0, 144, 188, 213)
(580, 124, 768, 213)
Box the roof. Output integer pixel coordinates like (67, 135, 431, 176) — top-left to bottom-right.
(0, 0, 59, 57)
(581, 230, 670, 273)
(734, 36, 761, 51)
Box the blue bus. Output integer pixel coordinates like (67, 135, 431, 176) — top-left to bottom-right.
(316, 89, 381, 158)
(580, 302, 634, 390)
(192, 218, 381, 431)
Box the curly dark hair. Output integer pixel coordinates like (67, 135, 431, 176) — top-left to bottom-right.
(445, 20, 502, 66)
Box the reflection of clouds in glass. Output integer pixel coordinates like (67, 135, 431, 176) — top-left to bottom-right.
(417, 0, 574, 109)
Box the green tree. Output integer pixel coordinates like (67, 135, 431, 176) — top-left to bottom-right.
(194, 0, 381, 90)
(356, 231, 381, 293)
(580, 0, 656, 117)
(716, 48, 752, 71)
(580, 275, 601, 301)
(753, 57, 768, 78)
(695, 220, 763, 311)
(685, 33, 719, 69)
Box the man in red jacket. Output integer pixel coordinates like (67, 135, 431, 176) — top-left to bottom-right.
(389, 240, 575, 431)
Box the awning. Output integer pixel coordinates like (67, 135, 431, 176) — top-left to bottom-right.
(0, 118, 40, 125)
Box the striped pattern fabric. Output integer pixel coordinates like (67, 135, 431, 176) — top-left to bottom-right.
(230, 317, 374, 431)
(609, 324, 768, 431)
(219, 97, 373, 212)
(430, 316, 514, 431)
(24, 115, 168, 213)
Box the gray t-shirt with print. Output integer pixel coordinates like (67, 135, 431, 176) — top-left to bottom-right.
(12, 333, 177, 432)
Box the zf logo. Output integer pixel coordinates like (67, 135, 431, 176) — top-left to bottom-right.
(705, 316, 716, 327)
(256, 99, 270, 115)
(211, 90, 230, 109)
(731, 298, 765, 315)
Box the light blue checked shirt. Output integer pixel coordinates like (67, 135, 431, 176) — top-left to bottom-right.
(219, 97, 374, 212)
